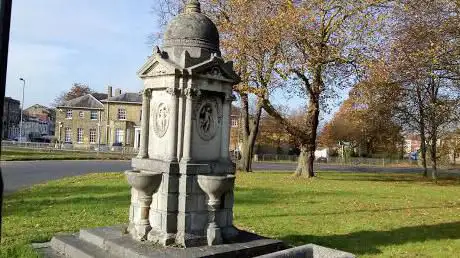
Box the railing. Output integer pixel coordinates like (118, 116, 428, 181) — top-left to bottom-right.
(1, 140, 138, 155)
(252, 154, 418, 167)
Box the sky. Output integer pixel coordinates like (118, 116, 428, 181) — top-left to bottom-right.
(6, 0, 156, 108)
(4, 0, 345, 121)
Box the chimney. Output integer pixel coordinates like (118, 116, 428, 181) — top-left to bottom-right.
(115, 88, 122, 96)
(107, 86, 113, 98)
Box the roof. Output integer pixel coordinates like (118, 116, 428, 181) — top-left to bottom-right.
(57, 94, 104, 109)
(101, 92, 142, 104)
(92, 93, 108, 101)
(25, 104, 52, 113)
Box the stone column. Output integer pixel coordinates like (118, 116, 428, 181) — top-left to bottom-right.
(176, 78, 186, 161)
(166, 87, 179, 162)
(137, 89, 151, 159)
(220, 94, 234, 160)
(182, 88, 196, 162)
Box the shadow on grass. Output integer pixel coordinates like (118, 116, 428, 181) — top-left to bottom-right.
(282, 221, 460, 255)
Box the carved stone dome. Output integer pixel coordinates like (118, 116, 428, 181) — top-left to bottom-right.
(163, 0, 220, 53)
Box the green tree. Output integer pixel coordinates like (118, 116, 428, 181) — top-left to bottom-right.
(53, 83, 94, 106)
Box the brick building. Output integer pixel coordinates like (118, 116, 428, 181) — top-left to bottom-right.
(55, 87, 142, 148)
(2, 97, 21, 139)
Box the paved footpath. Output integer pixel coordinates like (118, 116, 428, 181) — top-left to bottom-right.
(1, 160, 456, 193)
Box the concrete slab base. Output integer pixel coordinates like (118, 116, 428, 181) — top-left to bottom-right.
(39, 225, 285, 258)
(255, 244, 355, 258)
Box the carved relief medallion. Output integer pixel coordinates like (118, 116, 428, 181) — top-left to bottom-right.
(153, 102, 170, 138)
(196, 99, 219, 141)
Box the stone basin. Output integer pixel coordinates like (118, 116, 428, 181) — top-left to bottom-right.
(125, 170, 162, 196)
(197, 174, 236, 205)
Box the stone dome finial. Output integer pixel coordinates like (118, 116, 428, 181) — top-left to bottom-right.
(185, 0, 201, 13)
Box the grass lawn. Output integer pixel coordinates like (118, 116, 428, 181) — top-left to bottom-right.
(0, 149, 132, 161)
(1, 172, 459, 257)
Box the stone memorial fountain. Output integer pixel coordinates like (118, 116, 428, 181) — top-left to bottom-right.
(44, 1, 354, 257)
(126, 0, 240, 247)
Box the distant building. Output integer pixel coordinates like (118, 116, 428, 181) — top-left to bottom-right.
(229, 105, 241, 152)
(2, 97, 21, 139)
(404, 134, 421, 154)
(55, 86, 142, 148)
(23, 104, 56, 140)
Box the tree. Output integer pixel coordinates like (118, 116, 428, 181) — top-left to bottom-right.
(257, 110, 291, 154)
(390, 0, 460, 179)
(53, 83, 94, 106)
(153, 0, 287, 172)
(262, 0, 393, 177)
(319, 62, 403, 157)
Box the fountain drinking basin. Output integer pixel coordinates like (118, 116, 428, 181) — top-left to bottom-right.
(197, 174, 236, 205)
(125, 170, 162, 196)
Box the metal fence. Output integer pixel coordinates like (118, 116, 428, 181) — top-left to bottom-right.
(252, 154, 418, 167)
(1, 140, 138, 155)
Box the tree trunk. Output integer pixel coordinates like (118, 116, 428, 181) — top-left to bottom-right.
(294, 91, 320, 178)
(294, 145, 314, 178)
(430, 134, 438, 181)
(239, 142, 253, 172)
(237, 94, 263, 172)
(420, 130, 428, 177)
(417, 86, 428, 177)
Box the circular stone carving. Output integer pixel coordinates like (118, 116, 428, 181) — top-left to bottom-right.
(153, 103, 170, 138)
(197, 99, 218, 141)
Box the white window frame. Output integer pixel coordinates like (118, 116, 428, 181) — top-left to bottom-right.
(77, 128, 84, 143)
(89, 128, 97, 144)
(115, 129, 124, 144)
(231, 118, 238, 128)
(64, 128, 72, 143)
(66, 110, 73, 119)
(117, 108, 127, 120)
(79, 111, 84, 119)
(90, 110, 98, 120)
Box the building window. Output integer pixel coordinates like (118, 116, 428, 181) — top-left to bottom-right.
(79, 111, 84, 118)
(77, 128, 83, 143)
(66, 110, 72, 119)
(90, 110, 98, 120)
(64, 128, 72, 143)
(89, 129, 97, 144)
(115, 129, 124, 144)
(118, 108, 126, 120)
(231, 118, 238, 128)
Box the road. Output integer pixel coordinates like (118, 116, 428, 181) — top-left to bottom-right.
(0, 160, 450, 193)
(1, 160, 131, 193)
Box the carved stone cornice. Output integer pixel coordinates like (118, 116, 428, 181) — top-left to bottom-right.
(183, 88, 201, 99)
(224, 94, 236, 103)
(165, 87, 181, 97)
(143, 88, 153, 98)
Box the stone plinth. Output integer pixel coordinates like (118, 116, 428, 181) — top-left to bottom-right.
(42, 226, 285, 258)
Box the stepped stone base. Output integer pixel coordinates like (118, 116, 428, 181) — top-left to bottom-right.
(38, 225, 285, 258)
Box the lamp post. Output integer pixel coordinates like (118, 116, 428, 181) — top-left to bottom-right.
(18, 78, 25, 142)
